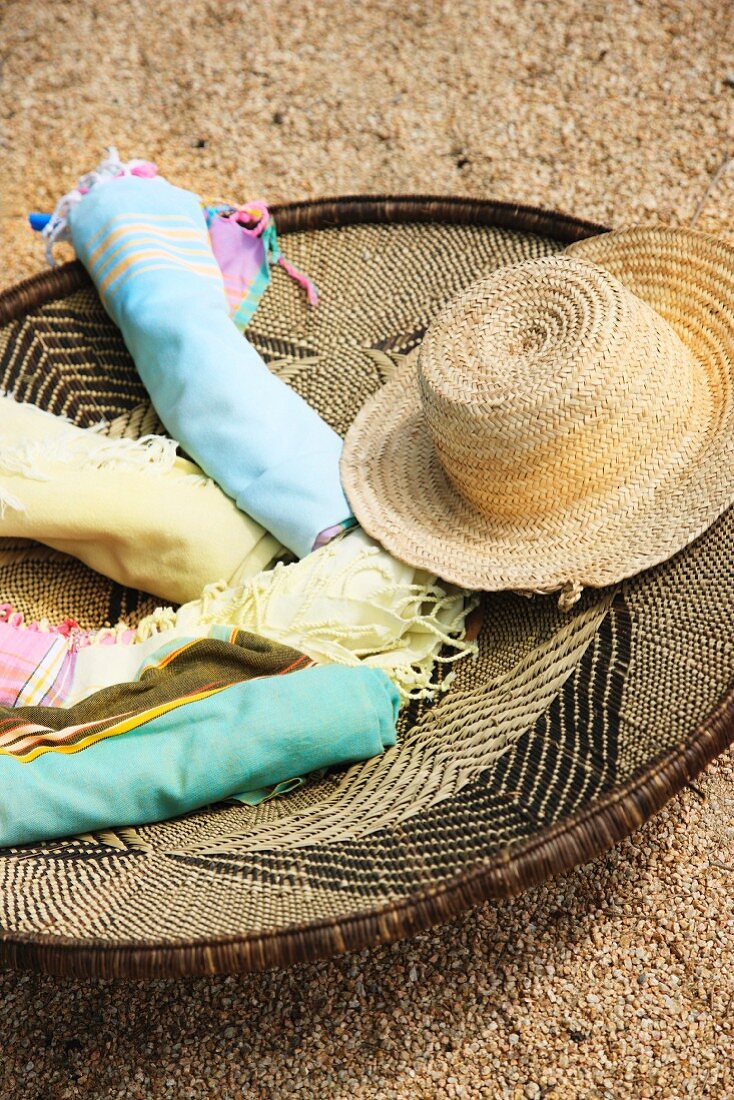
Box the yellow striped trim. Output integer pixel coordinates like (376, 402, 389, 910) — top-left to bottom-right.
(87, 219, 206, 264)
(100, 251, 221, 296)
(0, 712, 125, 754)
(81, 212, 202, 255)
(147, 638, 202, 671)
(89, 223, 209, 269)
(3, 684, 228, 763)
(221, 275, 254, 290)
(93, 233, 213, 276)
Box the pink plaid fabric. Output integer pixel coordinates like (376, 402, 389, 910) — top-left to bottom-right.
(0, 621, 78, 707)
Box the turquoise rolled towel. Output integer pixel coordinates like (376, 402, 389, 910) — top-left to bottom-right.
(0, 631, 398, 848)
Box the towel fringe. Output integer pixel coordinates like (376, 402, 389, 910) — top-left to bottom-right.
(41, 145, 157, 265)
(133, 606, 177, 641)
(0, 396, 214, 485)
(135, 538, 478, 701)
(0, 430, 180, 482)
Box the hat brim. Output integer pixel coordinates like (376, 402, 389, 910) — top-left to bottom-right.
(341, 226, 734, 596)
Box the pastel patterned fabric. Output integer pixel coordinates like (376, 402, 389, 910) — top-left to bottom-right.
(0, 606, 191, 709)
(67, 173, 354, 558)
(0, 604, 178, 709)
(205, 201, 318, 331)
(0, 617, 77, 708)
(0, 630, 399, 848)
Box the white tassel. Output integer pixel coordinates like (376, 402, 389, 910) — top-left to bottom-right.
(0, 395, 215, 489)
(42, 145, 154, 265)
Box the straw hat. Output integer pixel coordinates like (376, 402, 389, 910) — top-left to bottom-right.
(341, 226, 734, 605)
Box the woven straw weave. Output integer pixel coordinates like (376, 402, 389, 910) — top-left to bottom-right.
(342, 229, 734, 600)
(0, 198, 732, 978)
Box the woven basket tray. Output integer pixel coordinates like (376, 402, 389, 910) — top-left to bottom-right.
(0, 196, 731, 978)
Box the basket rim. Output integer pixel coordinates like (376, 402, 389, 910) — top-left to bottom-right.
(0, 193, 610, 326)
(2, 193, 730, 980)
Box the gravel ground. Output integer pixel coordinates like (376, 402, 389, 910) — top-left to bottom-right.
(1, 1, 734, 1097)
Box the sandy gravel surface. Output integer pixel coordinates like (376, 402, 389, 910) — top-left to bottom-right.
(1, 1, 733, 1097)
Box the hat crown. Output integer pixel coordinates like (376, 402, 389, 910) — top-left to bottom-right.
(417, 255, 699, 520)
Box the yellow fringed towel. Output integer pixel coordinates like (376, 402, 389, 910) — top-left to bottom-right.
(0, 397, 282, 604)
(136, 528, 478, 700)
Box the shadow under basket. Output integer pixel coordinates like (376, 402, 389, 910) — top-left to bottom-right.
(0, 195, 732, 979)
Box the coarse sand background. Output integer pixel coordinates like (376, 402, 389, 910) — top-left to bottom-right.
(1, 1, 734, 1097)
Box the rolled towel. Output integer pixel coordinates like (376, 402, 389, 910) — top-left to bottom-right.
(51, 153, 353, 557)
(0, 629, 398, 848)
(0, 395, 281, 604)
